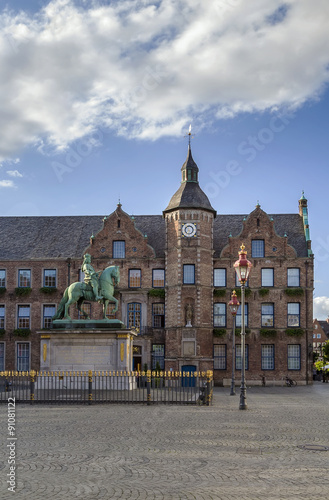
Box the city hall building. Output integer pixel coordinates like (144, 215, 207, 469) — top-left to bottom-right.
(0, 146, 314, 385)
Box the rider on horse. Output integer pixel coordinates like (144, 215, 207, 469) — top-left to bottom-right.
(81, 253, 103, 301)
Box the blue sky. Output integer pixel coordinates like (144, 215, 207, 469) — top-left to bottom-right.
(0, 0, 328, 319)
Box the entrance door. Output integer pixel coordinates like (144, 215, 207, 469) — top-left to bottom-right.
(133, 357, 142, 372)
(133, 346, 142, 372)
(182, 365, 196, 387)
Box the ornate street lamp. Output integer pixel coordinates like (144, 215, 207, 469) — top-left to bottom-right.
(234, 244, 252, 410)
(228, 290, 240, 396)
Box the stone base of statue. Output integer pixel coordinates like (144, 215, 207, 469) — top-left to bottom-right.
(38, 322, 137, 389)
(52, 318, 125, 330)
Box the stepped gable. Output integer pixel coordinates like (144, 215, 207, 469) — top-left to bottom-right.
(213, 213, 308, 258)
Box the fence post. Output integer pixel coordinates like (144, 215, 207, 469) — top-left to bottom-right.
(88, 370, 93, 405)
(206, 370, 213, 406)
(30, 370, 36, 405)
(147, 370, 151, 405)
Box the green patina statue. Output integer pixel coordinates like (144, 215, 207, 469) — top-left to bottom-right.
(52, 254, 120, 321)
(82, 253, 103, 301)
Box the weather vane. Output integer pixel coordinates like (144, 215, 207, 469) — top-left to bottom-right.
(184, 124, 194, 148)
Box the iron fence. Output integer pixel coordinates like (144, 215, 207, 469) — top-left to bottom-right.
(0, 370, 213, 405)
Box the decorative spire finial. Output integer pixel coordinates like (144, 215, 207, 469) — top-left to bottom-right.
(184, 124, 193, 148)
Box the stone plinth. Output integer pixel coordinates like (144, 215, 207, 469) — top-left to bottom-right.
(39, 327, 136, 373)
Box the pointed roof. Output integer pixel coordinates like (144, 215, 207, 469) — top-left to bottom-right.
(163, 146, 216, 216)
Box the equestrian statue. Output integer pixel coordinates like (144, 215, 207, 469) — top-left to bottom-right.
(52, 254, 120, 321)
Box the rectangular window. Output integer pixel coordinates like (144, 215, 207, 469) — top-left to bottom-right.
(152, 269, 165, 288)
(236, 303, 248, 327)
(129, 269, 141, 288)
(152, 303, 165, 328)
(78, 302, 91, 320)
(43, 305, 56, 328)
(18, 305, 30, 329)
(287, 268, 300, 287)
(235, 344, 249, 370)
(261, 344, 275, 370)
(18, 269, 31, 287)
(251, 240, 265, 258)
(317, 334, 321, 339)
(106, 303, 116, 319)
(0, 305, 4, 329)
(128, 303, 141, 329)
(44, 269, 56, 287)
(183, 265, 195, 284)
(152, 344, 165, 370)
(17, 343, 30, 371)
(214, 345, 227, 370)
(0, 270, 6, 287)
(261, 303, 274, 327)
(0, 343, 4, 371)
(288, 345, 301, 370)
(113, 240, 125, 258)
(214, 269, 226, 287)
(214, 303, 226, 327)
(288, 303, 300, 327)
(261, 268, 274, 287)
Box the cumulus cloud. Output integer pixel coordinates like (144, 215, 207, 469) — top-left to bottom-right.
(6, 170, 23, 177)
(0, 180, 16, 188)
(0, 0, 329, 158)
(314, 297, 329, 320)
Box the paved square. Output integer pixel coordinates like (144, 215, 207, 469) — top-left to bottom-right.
(1, 383, 329, 499)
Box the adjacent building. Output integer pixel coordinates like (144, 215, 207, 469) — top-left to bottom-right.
(312, 318, 329, 356)
(0, 146, 314, 384)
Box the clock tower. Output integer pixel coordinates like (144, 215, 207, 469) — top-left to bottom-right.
(163, 145, 217, 373)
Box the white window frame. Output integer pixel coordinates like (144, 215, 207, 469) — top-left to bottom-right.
(214, 269, 226, 287)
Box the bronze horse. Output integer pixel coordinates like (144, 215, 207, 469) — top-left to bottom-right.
(52, 265, 120, 320)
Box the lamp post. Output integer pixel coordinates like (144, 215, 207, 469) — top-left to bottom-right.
(234, 243, 252, 410)
(228, 291, 240, 396)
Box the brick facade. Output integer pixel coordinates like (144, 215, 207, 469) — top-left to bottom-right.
(0, 147, 314, 384)
(312, 318, 329, 355)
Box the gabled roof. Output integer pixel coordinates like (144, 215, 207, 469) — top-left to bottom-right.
(0, 211, 307, 260)
(0, 215, 166, 260)
(318, 321, 329, 338)
(213, 213, 309, 258)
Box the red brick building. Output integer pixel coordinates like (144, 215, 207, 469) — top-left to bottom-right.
(312, 318, 329, 356)
(0, 146, 314, 384)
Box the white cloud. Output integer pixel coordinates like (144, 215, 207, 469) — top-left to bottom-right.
(0, 0, 329, 158)
(314, 297, 329, 320)
(0, 180, 16, 188)
(6, 170, 23, 177)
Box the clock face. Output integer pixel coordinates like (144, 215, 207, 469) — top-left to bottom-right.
(182, 223, 197, 237)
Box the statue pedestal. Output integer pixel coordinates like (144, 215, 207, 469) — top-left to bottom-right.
(39, 326, 137, 388)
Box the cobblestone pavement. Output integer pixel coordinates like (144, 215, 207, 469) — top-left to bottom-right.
(1, 383, 329, 500)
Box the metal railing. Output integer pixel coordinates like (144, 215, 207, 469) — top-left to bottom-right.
(0, 370, 213, 405)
